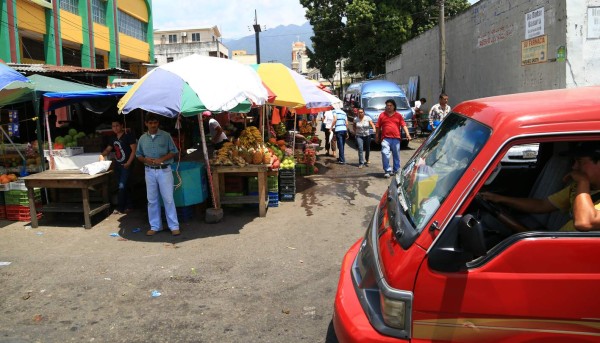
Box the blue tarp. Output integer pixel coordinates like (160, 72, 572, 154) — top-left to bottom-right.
(43, 86, 131, 111)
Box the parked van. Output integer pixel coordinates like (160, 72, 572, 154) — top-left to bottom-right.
(333, 86, 600, 342)
(344, 80, 415, 147)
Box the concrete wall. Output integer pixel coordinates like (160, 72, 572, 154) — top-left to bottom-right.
(386, 0, 600, 106)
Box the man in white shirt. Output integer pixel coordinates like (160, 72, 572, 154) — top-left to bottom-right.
(203, 111, 228, 149)
(428, 93, 451, 131)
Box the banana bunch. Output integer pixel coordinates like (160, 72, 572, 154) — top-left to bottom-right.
(238, 126, 264, 149)
(210, 141, 249, 167)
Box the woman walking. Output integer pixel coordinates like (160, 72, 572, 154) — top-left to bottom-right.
(354, 108, 376, 168)
(332, 109, 349, 164)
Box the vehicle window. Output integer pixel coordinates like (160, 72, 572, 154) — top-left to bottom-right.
(363, 96, 410, 111)
(400, 114, 491, 231)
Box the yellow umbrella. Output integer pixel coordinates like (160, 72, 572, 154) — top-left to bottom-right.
(251, 63, 331, 109)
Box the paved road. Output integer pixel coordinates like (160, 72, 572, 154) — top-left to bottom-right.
(0, 132, 422, 343)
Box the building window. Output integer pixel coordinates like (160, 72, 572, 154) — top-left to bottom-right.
(91, 0, 106, 25)
(167, 57, 174, 63)
(168, 34, 177, 43)
(60, 0, 79, 14)
(118, 10, 147, 41)
(191, 33, 200, 42)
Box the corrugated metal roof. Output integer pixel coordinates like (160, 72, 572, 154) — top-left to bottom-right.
(7, 64, 134, 76)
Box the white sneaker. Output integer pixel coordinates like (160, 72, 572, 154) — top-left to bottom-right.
(384, 173, 391, 178)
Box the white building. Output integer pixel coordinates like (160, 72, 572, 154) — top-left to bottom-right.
(153, 26, 228, 65)
(232, 50, 257, 65)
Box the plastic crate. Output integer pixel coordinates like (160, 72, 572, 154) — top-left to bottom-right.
(279, 184, 296, 194)
(248, 176, 278, 193)
(0, 184, 9, 192)
(5, 205, 42, 221)
(0, 192, 4, 205)
(5, 189, 42, 206)
(279, 193, 295, 202)
(279, 169, 295, 178)
(0, 206, 6, 219)
(268, 192, 279, 207)
(222, 192, 244, 208)
(9, 180, 26, 191)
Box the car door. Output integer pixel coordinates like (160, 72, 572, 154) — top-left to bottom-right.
(411, 233, 600, 342)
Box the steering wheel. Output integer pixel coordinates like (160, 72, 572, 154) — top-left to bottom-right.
(473, 195, 529, 233)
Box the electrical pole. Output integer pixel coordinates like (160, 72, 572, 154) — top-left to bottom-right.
(439, 0, 446, 93)
(253, 10, 262, 64)
(339, 59, 343, 99)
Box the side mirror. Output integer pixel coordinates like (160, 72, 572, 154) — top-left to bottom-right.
(459, 214, 487, 258)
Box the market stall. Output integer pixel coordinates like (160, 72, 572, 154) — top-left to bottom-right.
(22, 170, 112, 229)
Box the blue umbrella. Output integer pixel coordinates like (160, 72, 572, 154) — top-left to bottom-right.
(0, 61, 34, 107)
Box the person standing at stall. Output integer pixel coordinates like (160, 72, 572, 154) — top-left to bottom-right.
(136, 113, 180, 236)
(202, 111, 228, 150)
(101, 118, 137, 214)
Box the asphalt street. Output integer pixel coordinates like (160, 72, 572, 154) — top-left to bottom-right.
(0, 131, 422, 343)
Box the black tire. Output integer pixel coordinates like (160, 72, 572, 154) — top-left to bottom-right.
(325, 319, 339, 343)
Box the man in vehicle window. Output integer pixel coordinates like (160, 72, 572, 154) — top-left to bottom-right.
(481, 141, 600, 232)
(375, 99, 411, 178)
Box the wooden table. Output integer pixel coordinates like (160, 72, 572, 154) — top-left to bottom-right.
(22, 170, 112, 229)
(211, 164, 272, 217)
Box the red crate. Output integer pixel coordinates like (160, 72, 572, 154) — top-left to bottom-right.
(5, 205, 42, 222)
(0, 206, 6, 219)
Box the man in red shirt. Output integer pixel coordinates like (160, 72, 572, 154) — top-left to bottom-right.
(376, 99, 412, 178)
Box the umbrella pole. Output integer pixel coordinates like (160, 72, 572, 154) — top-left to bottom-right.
(292, 109, 296, 152)
(197, 114, 223, 223)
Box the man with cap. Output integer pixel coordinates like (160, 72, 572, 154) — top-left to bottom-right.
(481, 141, 600, 232)
(202, 111, 228, 150)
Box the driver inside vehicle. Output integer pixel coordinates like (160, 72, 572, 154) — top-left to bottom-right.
(480, 141, 600, 233)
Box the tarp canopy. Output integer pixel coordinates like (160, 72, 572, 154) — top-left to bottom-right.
(28, 74, 99, 95)
(43, 86, 131, 111)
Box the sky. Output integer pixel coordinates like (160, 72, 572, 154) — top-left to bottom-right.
(151, 0, 310, 40)
(152, 0, 480, 40)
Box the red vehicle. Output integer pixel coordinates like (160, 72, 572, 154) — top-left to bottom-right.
(333, 86, 600, 342)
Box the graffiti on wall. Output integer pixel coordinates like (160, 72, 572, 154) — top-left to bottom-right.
(477, 24, 516, 48)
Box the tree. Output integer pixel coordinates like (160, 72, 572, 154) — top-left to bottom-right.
(301, 0, 471, 79)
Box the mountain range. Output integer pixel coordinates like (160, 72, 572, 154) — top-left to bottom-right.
(223, 22, 313, 67)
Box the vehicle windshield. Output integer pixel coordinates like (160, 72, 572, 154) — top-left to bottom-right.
(362, 96, 410, 111)
(399, 113, 491, 232)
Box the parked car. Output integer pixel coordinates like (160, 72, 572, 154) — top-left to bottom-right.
(333, 86, 600, 342)
(344, 80, 415, 148)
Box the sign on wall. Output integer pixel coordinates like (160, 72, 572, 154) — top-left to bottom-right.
(525, 7, 544, 39)
(521, 35, 547, 66)
(589, 7, 600, 39)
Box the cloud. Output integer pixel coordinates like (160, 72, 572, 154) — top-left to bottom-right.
(152, 0, 308, 39)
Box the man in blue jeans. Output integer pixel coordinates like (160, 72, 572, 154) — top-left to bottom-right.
(136, 113, 180, 236)
(376, 100, 412, 178)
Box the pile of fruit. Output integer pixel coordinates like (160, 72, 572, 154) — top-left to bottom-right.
(211, 127, 280, 167)
(280, 157, 296, 170)
(0, 173, 17, 184)
(274, 122, 287, 138)
(54, 129, 86, 149)
(298, 120, 314, 135)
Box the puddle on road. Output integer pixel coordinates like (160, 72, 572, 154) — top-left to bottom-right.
(296, 173, 383, 217)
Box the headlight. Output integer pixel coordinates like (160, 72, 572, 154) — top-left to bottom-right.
(380, 294, 407, 330)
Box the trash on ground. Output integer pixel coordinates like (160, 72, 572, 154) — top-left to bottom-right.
(0, 262, 12, 266)
(109, 232, 120, 237)
(151, 290, 161, 297)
